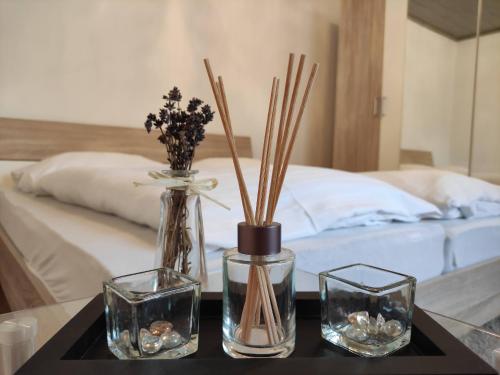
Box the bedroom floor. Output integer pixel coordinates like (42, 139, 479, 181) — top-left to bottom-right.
(0, 282, 10, 313)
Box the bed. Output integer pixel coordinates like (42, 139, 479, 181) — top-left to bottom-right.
(0, 170, 448, 302)
(0, 117, 251, 310)
(1, 118, 499, 329)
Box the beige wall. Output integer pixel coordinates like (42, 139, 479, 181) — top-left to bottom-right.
(378, 0, 408, 171)
(449, 37, 475, 169)
(401, 20, 459, 167)
(401, 19, 499, 178)
(0, 0, 340, 167)
(471, 32, 500, 180)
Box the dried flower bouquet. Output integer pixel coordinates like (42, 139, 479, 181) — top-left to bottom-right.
(145, 87, 214, 276)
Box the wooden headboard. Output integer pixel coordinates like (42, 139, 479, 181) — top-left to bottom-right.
(399, 149, 434, 167)
(0, 117, 252, 162)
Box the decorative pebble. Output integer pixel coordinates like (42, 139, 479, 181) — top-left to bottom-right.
(345, 325, 368, 341)
(347, 312, 357, 325)
(367, 317, 378, 335)
(356, 311, 369, 328)
(382, 320, 403, 337)
(140, 328, 162, 354)
(376, 313, 385, 330)
(150, 321, 173, 336)
(120, 330, 131, 347)
(140, 328, 150, 339)
(161, 330, 183, 349)
(347, 311, 369, 329)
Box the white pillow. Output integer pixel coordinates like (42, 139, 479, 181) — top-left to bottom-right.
(20, 155, 441, 249)
(13, 152, 161, 194)
(366, 169, 500, 219)
(195, 158, 441, 228)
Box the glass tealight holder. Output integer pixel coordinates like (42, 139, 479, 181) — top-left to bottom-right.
(319, 264, 416, 357)
(103, 268, 201, 360)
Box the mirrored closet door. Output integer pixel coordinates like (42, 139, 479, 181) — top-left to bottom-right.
(400, 0, 499, 183)
(400, 0, 479, 173)
(470, 0, 500, 184)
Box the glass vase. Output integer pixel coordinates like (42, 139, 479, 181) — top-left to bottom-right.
(222, 223, 296, 358)
(155, 170, 207, 285)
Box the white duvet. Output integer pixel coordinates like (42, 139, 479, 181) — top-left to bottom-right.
(12, 153, 440, 249)
(367, 169, 500, 219)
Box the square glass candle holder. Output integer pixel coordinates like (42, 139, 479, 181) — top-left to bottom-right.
(319, 264, 416, 357)
(103, 268, 201, 360)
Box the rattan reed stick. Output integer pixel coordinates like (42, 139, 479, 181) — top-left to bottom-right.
(240, 266, 257, 340)
(204, 58, 254, 223)
(267, 54, 305, 223)
(256, 78, 279, 225)
(219, 79, 275, 341)
(276, 54, 306, 171)
(266, 54, 294, 224)
(217, 77, 256, 225)
(253, 292, 262, 325)
(271, 63, 319, 217)
(204, 59, 279, 345)
(214, 81, 251, 224)
(265, 265, 282, 331)
(256, 266, 279, 344)
(204, 56, 318, 348)
(256, 78, 277, 223)
(239, 78, 281, 342)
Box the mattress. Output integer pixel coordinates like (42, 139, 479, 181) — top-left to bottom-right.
(440, 217, 500, 271)
(0, 162, 447, 302)
(288, 223, 445, 282)
(0, 166, 157, 302)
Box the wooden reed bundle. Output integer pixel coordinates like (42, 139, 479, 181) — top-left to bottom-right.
(204, 54, 318, 346)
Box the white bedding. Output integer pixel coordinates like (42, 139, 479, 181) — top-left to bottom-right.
(0, 163, 448, 302)
(367, 169, 500, 219)
(3, 158, 500, 303)
(11, 154, 440, 250)
(1, 166, 156, 302)
(285, 223, 445, 282)
(440, 217, 500, 271)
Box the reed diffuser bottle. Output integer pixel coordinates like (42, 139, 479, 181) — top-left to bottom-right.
(223, 223, 295, 358)
(204, 52, 318, 358)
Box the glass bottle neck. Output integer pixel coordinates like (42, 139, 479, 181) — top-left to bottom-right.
(162, 169, 198, 180)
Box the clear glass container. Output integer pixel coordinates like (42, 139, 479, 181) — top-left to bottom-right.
(222, 248, 296, 358)
(103, 268, 201, 359)
(155, 170, 207, 285)
(319, 264, 416, 357)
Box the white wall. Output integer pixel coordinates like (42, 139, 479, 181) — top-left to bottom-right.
(0, 0, 340, 167)
(401, 20, 458, 167)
